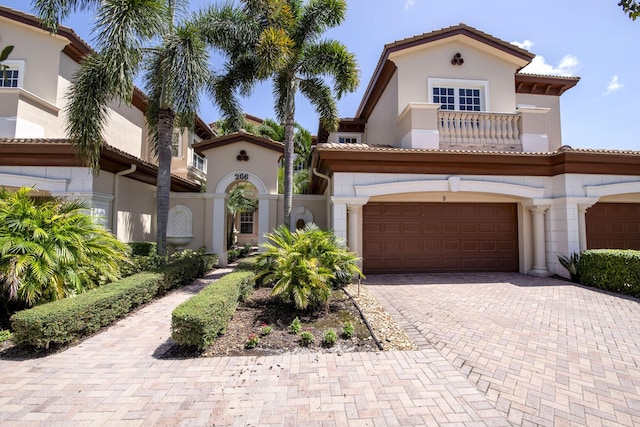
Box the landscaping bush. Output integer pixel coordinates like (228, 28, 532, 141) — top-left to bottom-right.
(235, 256, 258, 272)
(11, 272, 163, 349)
(171, 270, 255, 350)
(577, 249, 640, 297)
(255, 224, 363, 311)
(128, 242, 157, 256)
(10, 252, 219, 350)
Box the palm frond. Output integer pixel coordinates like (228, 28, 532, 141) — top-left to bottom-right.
(298, 77, 339, 132)
(300, 39, 359, 98)
(32, 0, 101, 32)
(293, 0, 346, 46)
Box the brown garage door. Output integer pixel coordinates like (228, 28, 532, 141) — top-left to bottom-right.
(363, 202, 518, 274)
(586, 203, 640, 249)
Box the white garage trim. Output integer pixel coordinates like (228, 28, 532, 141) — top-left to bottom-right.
(584, 181, 640, 197)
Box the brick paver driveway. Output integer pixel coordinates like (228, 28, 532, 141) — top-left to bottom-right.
(366, 273, 640, 426)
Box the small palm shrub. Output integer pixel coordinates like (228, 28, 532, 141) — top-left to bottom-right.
(558, 252, 580, 282)
(255, 224, 363, 311)
(0, 187, 130, 307)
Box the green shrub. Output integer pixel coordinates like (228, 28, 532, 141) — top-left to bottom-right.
(227, 248, 241, 263)
(120, 253, 166, 277)
(238, 277, 254, 302)
(577, 250, 640, 297)
(11, 272, 163, 349)
(0, 187, 130, 306)
(299, 329, 314, 346)
(171, 270, 255, 350)
(255, 224, 363, 311)
(129, 242, 157, 256)
(322, 329, 338, 347)
(0, 329, 11, 342)
(235, 256, 258, 272)
(289, 317, 302, 334)
(342, 321, 354, 339)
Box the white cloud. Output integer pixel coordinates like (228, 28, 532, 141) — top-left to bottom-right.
(512, 39, 579, 76)
(512, 40, 534, 51)
(604, 75, 623, 96)
(404, 0, 415, 11)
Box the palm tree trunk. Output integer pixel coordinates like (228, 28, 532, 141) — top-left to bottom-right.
(283, 79, 296, 228)
(156, 107, 174, 256)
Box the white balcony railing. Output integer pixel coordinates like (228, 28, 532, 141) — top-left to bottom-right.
(438, 111, 520, 145)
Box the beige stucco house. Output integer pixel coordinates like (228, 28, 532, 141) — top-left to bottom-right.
(311, 24, 640, 277)
(1, 6, 638, 276)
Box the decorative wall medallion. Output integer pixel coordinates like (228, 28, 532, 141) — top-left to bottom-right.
(451, 52, 464, 65)
(237, 150, 249, 161)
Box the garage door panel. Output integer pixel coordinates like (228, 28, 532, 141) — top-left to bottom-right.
(586, 203, 640, 250)
(363, 202, 518, 273)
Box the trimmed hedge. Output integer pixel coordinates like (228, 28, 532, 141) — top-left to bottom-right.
(10, 253, 220, 349)
(129, 242, 157, 256)
(171, 270, 255, 350)
(11, 272, 163, 349)
(577, 249, 640, 297)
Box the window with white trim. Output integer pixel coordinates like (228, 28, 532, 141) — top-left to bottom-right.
(337, 134, 360, 144)
(192, 150, 206, 172)
(171, 129, 181, 157)
(239, 211, 254, 234)
(0, 60, 25, 88)
(429, 79, 489, 112)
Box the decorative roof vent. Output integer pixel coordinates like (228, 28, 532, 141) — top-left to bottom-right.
(451, 52, 464, 66)
(237, 150, 249, 161)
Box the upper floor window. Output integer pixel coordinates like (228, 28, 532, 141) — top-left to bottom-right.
(429, 78, 489, 112)
(192, 150, 206, 172)
(0, 61, 25, 88)
(171, 129, 181, 157)
(433, 87, 481, 111)
(338, 134, 360, 144)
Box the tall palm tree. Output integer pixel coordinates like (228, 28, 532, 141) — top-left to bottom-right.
(226, 183, 257, 249)
(215, 0, 359, 227)
(32, 0, 235, 256)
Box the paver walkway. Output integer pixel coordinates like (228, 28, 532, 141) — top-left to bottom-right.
(0, 269, 509, 426)
(366, 273, 640, 426)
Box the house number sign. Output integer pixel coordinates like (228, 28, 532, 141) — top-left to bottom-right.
(234, 172, 249, 181)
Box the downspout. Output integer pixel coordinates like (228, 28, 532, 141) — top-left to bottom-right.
(312, 168, 330, 182)
(112, 164, 137, 237)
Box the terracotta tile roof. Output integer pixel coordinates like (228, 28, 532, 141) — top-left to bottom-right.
(0, 138, 201, 191)
(316, 143, 640, 157)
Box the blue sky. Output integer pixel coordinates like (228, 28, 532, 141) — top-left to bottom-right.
(2, 0, 639, 150)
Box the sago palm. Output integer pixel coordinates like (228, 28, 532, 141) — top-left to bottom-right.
(214, 0, 359, 226)
(0, 187, 130, 307)
(255, 224, 362, 311)
(33, 0, 238, 256)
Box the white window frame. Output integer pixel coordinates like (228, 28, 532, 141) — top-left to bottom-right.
(428, 78, 490, 112)
(0, 60, 25, 88)
(171, 129, 182, 157)
(190, 148, 206, 172)
(239, 211, 255, 234)
(337, 134, 360, 144)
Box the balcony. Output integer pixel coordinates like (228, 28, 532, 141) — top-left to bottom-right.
(396, 103, 551, 152)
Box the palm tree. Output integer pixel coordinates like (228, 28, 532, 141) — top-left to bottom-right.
(0, 187, 130, 307)
(215, 0, 359, 227)
(0, 45, 14, 80)
(32, 0, 237, 256)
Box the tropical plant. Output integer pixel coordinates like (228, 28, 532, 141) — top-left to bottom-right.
(342, 321, 354, 339)
(255, 224, 363, 311)
(322, 328, 337, 347)
(558, 252, 580, 283)
(0, 44, 14, 80)
(245, 332, 260, 348)
(226, 183, 257, 249)
(0, 187, 130, 307)
(620, 0, 640, 19)
(214, 0, 359, 227)
(32, 0, 246, 256)
(299, 329, 314, 346)
(289, 316, 302, 334)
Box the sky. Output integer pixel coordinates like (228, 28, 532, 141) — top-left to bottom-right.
(2, 0, 639, 150)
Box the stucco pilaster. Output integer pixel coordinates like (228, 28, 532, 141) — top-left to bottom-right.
(527, 205, 551, 277)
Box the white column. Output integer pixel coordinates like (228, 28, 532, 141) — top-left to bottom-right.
(577, 204, 589, 252)
(528, 206, 551, 277)
(257, 197, 270, 249)
(347, 204, 363, 258)
(212, 194, 227, 266)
